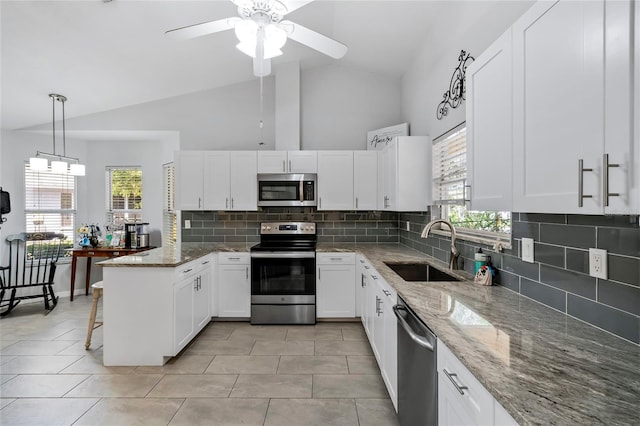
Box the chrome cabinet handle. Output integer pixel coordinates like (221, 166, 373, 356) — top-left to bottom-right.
(603, 153, 620, 207)
(246, 267, 249, 280)
(202, 260, 210, 265)
(382, 289, 391, 297)
(182, 268, 192, 273)
(289, 160, 292, 172)
(226, 197, 229, 209)
(443, 369, 468, 395)
(578, 159, 593, 207)
(318, 268, 321, 280)
(227, 257, 240, 260)
(393, 305, 434, 351)
(329, 257, 342, 261)
(231, 198, 234, 209)
(198, 197, 202, 209)
(283, 160, 286, 172)
(361, 273, 366, 287)
(355, 197, 358, 209)
(319, 197, 322, 209)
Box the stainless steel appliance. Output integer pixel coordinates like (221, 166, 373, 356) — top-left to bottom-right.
(257, 174, 317, 207)
(124, 223, 137, 249)
(251, 222, 316, 325)
(136, 223, 150, 248)
(394, 296, 437, 426)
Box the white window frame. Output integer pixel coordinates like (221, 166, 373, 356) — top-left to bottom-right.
(162, 162, 177, 248)
(24, 163, 76, 258)
(431, 124, 512, 250)
(105, 166, 143, 224)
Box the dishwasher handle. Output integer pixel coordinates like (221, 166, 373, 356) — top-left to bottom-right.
(393, 305, 435, 352)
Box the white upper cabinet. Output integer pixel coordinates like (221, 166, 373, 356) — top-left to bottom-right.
(466, 28, 513, 212)
(512, 0, 637, 214)
(175, 151, 205, 210)
(354, 151, 379, 211)
(379, 136, 431, 212)
(257, 151, 317, 173)
(317, 151, 354, 210)
(176, 151, 257, 211)
(229, 151, 258, 211)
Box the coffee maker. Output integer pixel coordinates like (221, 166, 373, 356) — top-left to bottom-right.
(124, 223, 137, 249)
(136, 223, 150, 248)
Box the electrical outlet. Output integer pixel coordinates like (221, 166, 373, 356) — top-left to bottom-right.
(406, 221, 411, 231)
(184, 219, 191, 229)
(589, 248, 608, 279)
(522, 238, 534, 263)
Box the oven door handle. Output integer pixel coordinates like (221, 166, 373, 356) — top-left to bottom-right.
(251, 252, 316, 259)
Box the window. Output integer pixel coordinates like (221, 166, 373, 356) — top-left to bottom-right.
(432, 124, 511, 247)
(162, 163, 177, 248)
(24, 163, 75, 256)
(106, 167, 142, 224)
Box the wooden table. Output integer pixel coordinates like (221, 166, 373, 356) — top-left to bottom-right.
(68, 247, 154, 301)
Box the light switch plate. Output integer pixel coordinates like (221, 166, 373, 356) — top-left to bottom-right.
(184, 219, 191, 229)
(589, 248, 608, 279)
(522, 238, 534, 263)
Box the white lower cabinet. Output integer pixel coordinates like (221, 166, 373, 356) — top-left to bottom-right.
(438, 339, 518, 426)
(217, 253, 251, 318)
(173, 255, 213, 354)
(316, 253, 356, 318)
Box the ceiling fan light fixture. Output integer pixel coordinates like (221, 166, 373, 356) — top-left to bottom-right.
(234, 19, 258, 42)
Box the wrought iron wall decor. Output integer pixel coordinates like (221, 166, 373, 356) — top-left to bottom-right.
(436, 50, 474, 120)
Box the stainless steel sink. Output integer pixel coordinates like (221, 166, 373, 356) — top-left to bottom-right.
(384, 262, 461, 282)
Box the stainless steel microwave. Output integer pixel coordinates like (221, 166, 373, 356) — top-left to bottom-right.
(257, 174, 317, 207)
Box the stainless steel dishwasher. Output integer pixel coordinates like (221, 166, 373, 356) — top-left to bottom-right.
(393, 296, 437, 426)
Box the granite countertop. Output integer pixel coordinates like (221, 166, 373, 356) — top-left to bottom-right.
(99, 241, 639, 424)
(322, 243, 639, 425)
(97, 242, 253, 267)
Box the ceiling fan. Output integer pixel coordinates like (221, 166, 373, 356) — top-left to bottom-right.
(165, 0, 348, 77)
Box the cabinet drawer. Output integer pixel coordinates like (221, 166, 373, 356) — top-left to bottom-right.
(437, 340, 494, 424)
(218, 252, 250, 265)
(316, 252, 356, 265)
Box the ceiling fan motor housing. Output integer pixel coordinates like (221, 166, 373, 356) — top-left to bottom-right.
(237, 0, 286, 24)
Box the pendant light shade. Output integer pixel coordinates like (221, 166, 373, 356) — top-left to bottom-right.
(30, 94, 86, 175)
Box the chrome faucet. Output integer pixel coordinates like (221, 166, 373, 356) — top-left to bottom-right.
(421, 219, 460, 270)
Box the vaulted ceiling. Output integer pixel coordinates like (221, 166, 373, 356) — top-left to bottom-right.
(1, 1, 521, 131)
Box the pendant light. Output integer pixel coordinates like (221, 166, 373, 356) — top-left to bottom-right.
(29, 94, 85, 176)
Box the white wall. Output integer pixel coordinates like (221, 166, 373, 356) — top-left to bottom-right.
(301, 64, 402, 150)
(401, 1, 534, 139)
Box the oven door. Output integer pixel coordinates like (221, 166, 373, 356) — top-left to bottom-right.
(251, 251, 316, 300)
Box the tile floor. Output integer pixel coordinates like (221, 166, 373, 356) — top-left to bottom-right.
(0, 296, 399, 425)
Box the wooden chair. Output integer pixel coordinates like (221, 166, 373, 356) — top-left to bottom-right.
(0, 232, 65, 316)
(85, 281, 103, 349)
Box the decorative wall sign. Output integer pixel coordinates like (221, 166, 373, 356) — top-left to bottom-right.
(367, 123, 409, 150)
(436, 50, 474, 120)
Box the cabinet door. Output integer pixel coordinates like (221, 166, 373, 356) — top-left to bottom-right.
(382, 288, 397, 410)
(378, 145, 397, 210)
(354, 151, 378, 211)
(174, 275, 194, 353)
(288, 151, 317, 173)
(438, 372, 477, 426)
(604, 0, 637, 214)
(258, 151, 287, 173)
(218, 264, 251, 317)
(204, 152, 230, 210)
(513, 1, 604, 214)
(175, 151, 204, 210)
(396, 136, 431, 211)
(371, 279, 385, 365)
(193, 261, 212, 332)
(317, 151, 354, 210)
(316, 264, 356, 317)
(229, 151, 258, 211)
(467, 28, 513, 212)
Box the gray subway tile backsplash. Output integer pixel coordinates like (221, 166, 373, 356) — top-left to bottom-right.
(597, 227, 640, 257)
(533, 243, 565, 268)
(597, 280, 640, 316)
(607, 255, 640, 287)
(567, 294, 639, 344)
(539, 265, 596, 300)
(539, 224, 595, 249)
(520, 278, 567, 313)
(565, 248, 589, 274)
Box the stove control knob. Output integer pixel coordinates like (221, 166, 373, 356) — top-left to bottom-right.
(266, 226, 272, 231)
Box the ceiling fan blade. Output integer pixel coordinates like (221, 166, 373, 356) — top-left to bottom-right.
(281, 21, 347, 59)
(279, 0, 315, 15)
(165, 18, 238, 40)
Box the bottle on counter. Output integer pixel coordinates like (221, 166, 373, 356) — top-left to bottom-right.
(474, 249, 489, 274)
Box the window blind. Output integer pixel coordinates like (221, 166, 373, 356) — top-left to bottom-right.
(432, 126, 467, 205)
(162, 163, 177, 248)
(24, 163, 76, 243)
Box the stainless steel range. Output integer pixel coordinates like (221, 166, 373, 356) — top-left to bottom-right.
(250, 222, 317, 325)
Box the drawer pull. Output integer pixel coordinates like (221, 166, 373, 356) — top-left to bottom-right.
(182, 268, 193, 274)
(227, 257, 240, 260)
(443, 369, 468, 395)
(330, 257, 342, 261)
(382, 289, 391, 297)
(201, 260, 210, 265)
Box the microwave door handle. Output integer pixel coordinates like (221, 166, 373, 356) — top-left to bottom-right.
(300, 180, 304, 203)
